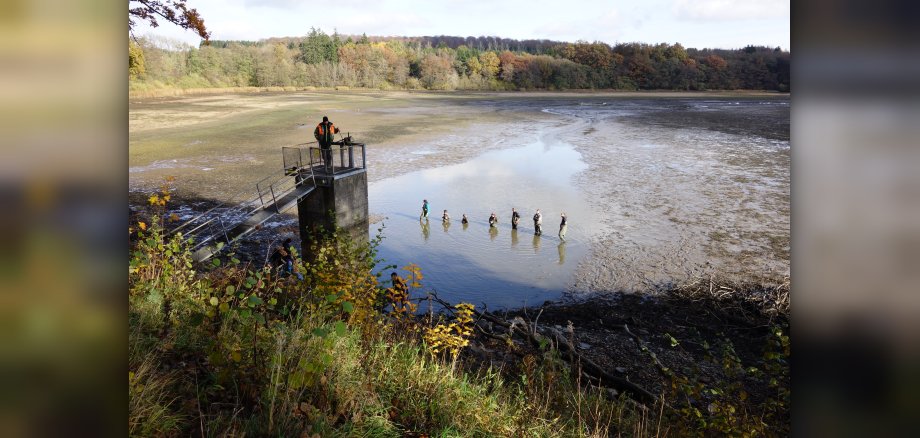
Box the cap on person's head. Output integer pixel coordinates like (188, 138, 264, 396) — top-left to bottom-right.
(391, 272, 398, 276)
(322, 116, 329, 122)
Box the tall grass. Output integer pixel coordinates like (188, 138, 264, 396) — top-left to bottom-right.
(127, 216, 651, 436)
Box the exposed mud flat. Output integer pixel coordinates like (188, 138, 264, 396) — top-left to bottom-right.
(130, 91, 789, 307)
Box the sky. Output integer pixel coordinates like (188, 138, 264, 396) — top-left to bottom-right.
(133, 0, 790, 50)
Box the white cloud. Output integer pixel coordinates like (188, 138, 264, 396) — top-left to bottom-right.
(673, 0, 789, 21)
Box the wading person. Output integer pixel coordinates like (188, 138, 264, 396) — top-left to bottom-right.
(511, 208, 521, 230)
(533, 209, 543, 235)
(488, 212, 498, 228)
(461, 213, 469, 225)
(558, 212, 567, 241)
(442, 209, 450, 223)
(314, 116, 339, 170)
(420, 199, 430, 220)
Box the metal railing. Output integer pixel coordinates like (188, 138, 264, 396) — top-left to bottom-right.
(168, 137, 366, 258)
(308, 142, 366, 175)
(169, 160, 318, 254)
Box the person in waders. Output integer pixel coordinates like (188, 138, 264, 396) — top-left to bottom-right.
(558, 212, 567, 241)
(511, 207, 521, 230)
(420, 199, 430, 220)
(533, 209, 543, 235)
(489, 212, 498, 227)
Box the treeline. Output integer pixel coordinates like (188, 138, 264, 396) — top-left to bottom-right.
(129, 29, 790, 92)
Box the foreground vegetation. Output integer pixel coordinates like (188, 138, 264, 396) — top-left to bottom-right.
(129, 194, 789, 436)
(130, 30, 789, 95)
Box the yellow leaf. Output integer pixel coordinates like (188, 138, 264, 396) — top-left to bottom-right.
(138, 221, 147, 231)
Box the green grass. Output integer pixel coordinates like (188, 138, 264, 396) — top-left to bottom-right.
(128, 209, 787, 437)
(127, 216, 646, 437)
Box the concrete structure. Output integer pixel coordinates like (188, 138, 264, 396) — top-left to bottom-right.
(294, 143, 369, 249)
(296, 168, 369, 245)
(173, 142, 368, 263)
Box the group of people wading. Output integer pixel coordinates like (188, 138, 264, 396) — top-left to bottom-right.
(421, 199, 568, 241)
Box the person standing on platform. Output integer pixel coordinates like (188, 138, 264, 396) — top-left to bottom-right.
(314, 116, 340, 170)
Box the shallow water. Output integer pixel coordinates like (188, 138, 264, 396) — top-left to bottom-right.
(370, 126, 604, 308)
(371, 96, 789, 306)
(129, 92, 789, 309)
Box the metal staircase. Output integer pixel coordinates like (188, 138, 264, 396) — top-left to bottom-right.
(169, 141, 366, 263)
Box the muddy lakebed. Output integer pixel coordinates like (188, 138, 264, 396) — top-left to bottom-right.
(129, 91, 789, 309)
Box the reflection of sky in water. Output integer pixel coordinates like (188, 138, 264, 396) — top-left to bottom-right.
(369, 136, 603, 309)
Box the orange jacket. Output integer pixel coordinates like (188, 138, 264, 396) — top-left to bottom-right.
(314, 121, 339, 145)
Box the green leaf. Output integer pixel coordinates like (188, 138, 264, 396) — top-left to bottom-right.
(231, 258, 240, 265)
(212, 258, 221, 267)
(342, 302, 354, 313)
(321, 353, 333, 366)
(226, 285, 235, 295)
(665, 333, 680, 347)
(209, 297, 219, 306)
(254, 313, 266, 325)
(218, 302, 229, 313)
(335, 321, 346, 337)
(248, 295, 263, 307)
(268, 298, 277, 306)
(216, 242, 225, 251)
(325, 294, 338, 303)
(312, 328, 329, 337)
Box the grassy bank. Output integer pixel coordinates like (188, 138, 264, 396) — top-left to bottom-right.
(129, 195, 788, 436)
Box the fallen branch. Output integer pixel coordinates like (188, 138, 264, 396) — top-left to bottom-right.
(429, 293, 656, 404)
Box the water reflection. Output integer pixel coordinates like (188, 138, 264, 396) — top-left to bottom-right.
(369, 136, 600, 308)
(532, 234, 541, 253)
(442, 220, 451, 233)
(557, 242, 566, 265)
(420, 219, 429, 240)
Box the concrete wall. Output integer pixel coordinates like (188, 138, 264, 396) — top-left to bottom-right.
(297, 170, 369, 249)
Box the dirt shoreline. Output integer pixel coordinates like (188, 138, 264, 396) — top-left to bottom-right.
(458, 279, 790, 434)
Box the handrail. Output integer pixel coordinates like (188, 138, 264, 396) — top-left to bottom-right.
(170, 147, 321, 255)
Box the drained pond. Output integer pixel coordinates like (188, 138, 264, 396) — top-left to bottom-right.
(129, 92, 789, 309)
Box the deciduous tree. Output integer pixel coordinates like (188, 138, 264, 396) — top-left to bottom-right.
(129, 0, 210, 41)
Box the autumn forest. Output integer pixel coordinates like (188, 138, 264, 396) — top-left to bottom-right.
(129, 29, 790, 92)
